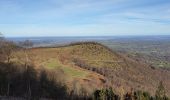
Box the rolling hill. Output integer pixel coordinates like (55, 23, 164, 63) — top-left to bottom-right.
(12, 42, 170, 96)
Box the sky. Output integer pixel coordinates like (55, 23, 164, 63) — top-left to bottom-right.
(0, 0, 170, 37)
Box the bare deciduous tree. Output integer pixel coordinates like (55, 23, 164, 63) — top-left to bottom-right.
(0, 33, 18, 96)
(19, 40, 33, 69)
(19, 40, 34, 99)
(0, 34, 17, 63)
(3, 41, 17, 63)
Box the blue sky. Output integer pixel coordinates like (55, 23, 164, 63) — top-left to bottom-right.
(0, 0, 170, 37)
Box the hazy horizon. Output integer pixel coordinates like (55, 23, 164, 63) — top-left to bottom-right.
(4, 34, 170, 38)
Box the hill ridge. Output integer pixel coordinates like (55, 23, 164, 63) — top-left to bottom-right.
(14, 42, 170, 96)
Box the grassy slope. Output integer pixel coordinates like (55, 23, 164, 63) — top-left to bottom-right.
(12, 44, 106, 94)
(12, 42, 170, 96)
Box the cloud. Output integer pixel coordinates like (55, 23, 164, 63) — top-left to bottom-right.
(1, 0, 170, 36)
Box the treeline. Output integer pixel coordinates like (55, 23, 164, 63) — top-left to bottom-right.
(93, 83, 169, 100)
(69, 42, 120, 56)
(73, 58, 114, 79)
(0, 62, 68, 99)
(73, 59, 170, 100)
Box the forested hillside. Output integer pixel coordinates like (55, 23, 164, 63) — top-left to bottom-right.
(0, 36, 169, 100)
